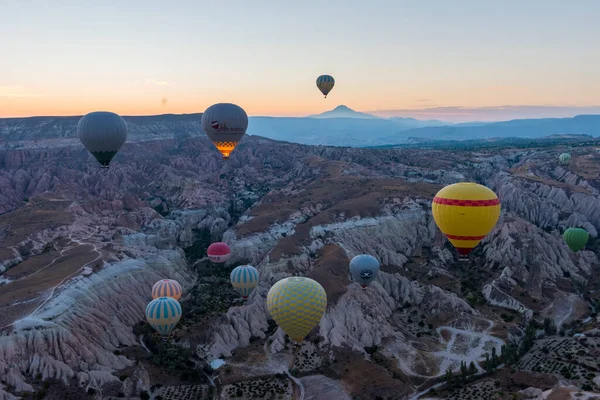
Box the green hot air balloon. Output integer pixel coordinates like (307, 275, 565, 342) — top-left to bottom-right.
(563, 228, 589, 252)
(559, 153, 571, 165)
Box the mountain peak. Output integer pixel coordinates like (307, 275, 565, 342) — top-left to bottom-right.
(333, 105, 354, 112)
(309, 105, 379, 119)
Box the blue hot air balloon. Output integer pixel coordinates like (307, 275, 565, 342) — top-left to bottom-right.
(349, 254, 380, 288)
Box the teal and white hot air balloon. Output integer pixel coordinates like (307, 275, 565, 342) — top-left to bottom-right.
(145, 297, 182, 336)
(77, 111, 128, 168)
(230, 265, 259, 299)
(349, 254, 380, 288)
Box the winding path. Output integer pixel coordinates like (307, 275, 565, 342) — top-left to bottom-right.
(286, 370, 305, 400)
(0, 233, 101, 331)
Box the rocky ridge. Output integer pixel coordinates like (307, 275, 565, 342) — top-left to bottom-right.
(1, 120, 600, 398)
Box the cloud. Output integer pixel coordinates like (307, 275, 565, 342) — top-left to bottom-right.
(368, 105, 600, 122)
(416, 98, 433, 102)
(133, 79, 172, 87)
(0, 85, 45, 98)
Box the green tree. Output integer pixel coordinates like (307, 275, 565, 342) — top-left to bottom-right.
(460, 361, 468, 381)
(468, 361, 477, 375)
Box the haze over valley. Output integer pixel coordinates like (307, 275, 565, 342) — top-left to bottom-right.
(2, 112, 600, 399)
(2, 0, 600, 399)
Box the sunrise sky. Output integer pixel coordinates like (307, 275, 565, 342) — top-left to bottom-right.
(1, 0, 599, 121)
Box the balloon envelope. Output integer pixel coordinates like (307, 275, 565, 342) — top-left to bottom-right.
(77, 111, 128, 167)
(559, 153, 571, 165)
(145, 297, 182, 336)
(266, 277, 327, 342)
(432, 182, 501, 256)
(152, 279, 183, 301)
(349, 254, 380, 288)
(230, 265, 259, 298)
(316, 75, 335, 98)
(201, 103, 248, 159)
(207, 242, 231, 263)
(563, 228, 589, 252)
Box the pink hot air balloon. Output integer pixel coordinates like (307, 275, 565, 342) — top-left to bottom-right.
(207, 242, 231, 263)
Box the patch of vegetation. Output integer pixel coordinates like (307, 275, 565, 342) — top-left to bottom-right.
(183, 227, 213, 262)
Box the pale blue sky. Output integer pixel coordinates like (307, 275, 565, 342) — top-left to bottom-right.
(1, 0, 599, 120)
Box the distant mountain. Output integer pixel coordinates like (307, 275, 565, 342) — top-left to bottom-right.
(2, 113, 599, 149)
(246, 116, 404, 146)
(379, 114, 600, 144)
(388, 116, 450, 129)
(308, 105, 380, 119)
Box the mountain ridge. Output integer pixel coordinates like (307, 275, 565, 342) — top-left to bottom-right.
(2, 112, 600, 149)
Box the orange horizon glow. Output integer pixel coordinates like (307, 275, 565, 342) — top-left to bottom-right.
(2, 1, 599, 122)
(2, 81, 600, 120)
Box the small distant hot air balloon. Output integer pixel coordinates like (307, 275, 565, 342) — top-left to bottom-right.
(77, 111, 128, 168)
(207, 242, 231, 263)
(559, 153, 571, 165)
(145, 297, 182, 337)
(563, 228, 589, 252)
(432, 182, 501, 257)
(349, 254, 380, 288)
(201, 103, 248, 160)
(266, 277, 327, 343)
(230, 265, 259, 299)
(316, 75, 335, 98)
(152, 279, 183, 301)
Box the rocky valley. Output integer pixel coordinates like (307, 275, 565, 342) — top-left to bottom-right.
(1, 115, 600, 399)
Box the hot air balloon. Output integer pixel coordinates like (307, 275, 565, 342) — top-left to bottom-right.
(201, 103, 248, 159)
(266, 277, 327, 343)
(432, 182, 501, 257)
(316, 75, 335, 98)
(152, 279, 183, 301)
(349, 254, 380, 288)
(230, 265, 259, 299)
(145, 297, 182, 336)
(559, 153, 571, 165)
(563, 228, 589, 252)
(77, 111, 128, 168)
(207, 242, 231, 263)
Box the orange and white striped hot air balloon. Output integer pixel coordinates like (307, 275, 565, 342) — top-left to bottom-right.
(152, 279, 183, 301)
(431, 182, 500, 257)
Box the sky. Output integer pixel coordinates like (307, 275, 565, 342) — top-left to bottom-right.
(1, 0, 599, 121)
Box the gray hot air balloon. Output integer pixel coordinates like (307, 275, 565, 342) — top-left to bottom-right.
(349, 254, 380, 288)
(77, 111, 128, 168)
(201, 103, 248, 160)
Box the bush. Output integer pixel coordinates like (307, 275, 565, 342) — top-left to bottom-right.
(140, 391, 150, 400)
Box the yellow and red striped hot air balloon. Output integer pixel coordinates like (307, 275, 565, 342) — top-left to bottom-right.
(431, 182, 500, 257)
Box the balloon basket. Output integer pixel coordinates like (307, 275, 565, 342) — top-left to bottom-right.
(289, 341, 302, 370)
(153, 332, 175, 342)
